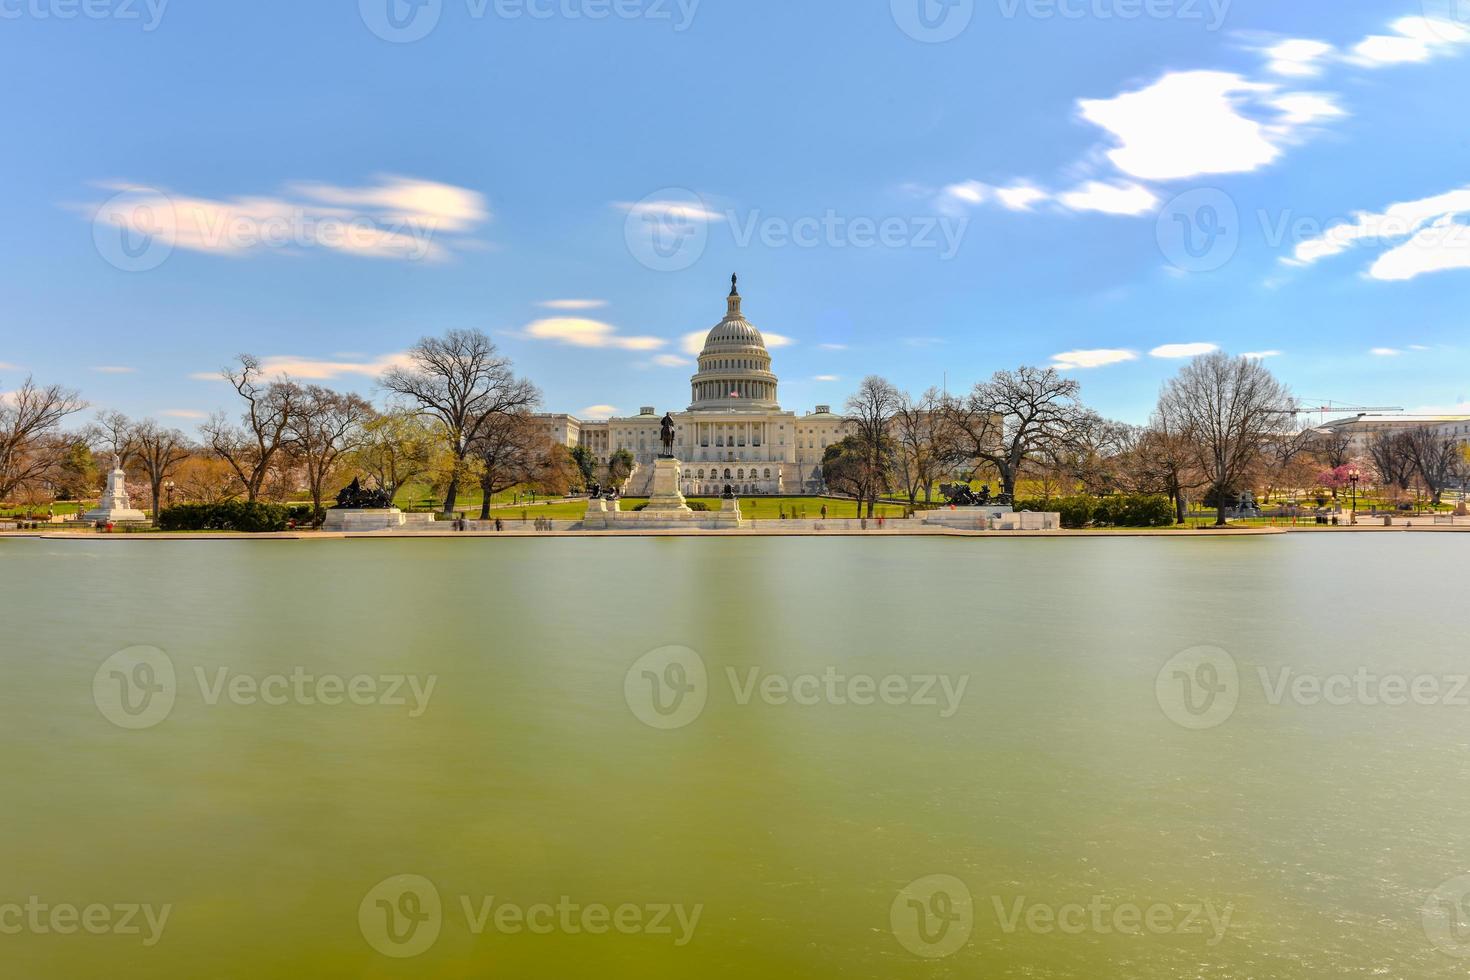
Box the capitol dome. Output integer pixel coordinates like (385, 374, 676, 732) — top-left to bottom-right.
(688, 275, 781, 412)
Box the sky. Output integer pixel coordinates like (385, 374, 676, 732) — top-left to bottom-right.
(3, 0, 1469, 427)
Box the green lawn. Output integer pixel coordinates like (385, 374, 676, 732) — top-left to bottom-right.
(485, 495, 910, 521)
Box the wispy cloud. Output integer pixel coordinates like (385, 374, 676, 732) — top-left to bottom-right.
(524, 318, 664, 352)
(1286, 185, 1470, 280)
(1151, 342, 1220, 359)
(652, 354, 692, 368)
(1058, 181, 1159, 216)
(818, 343, 849, 351)
(539, 299, 607, 311)
(90, 365, 137, 374)
(161, 409, 207, 419)
(85, 175, 488, 261)
(579, 404, 618, 418)
(613, 199, 723, 223)
(812, 374, 840, 382)
(1371, 347, 1402, 356)
(191, 352, 415, 382)
(1051, 348, 1138, 370)
(1241, 350, 1283, 360)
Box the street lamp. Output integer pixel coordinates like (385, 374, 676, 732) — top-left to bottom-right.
(1348, 467, 1360, 525)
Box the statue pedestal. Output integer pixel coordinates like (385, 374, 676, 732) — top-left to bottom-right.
(321, 508, 406, 532)
(84, 465, 149, 525)
(643, 458, 693, 514)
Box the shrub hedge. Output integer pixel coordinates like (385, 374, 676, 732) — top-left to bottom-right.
(1013, 494, 1175, 529)
(158, 502, 318, 532)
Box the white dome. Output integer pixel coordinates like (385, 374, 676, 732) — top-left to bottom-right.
(688, 275, 781, 412)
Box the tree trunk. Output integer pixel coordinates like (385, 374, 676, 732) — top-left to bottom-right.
(1174, 491, 1187, 525)
(442, 476, 459, 516)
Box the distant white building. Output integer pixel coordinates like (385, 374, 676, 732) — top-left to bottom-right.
(1317, 413, 1470, 455)
(536, 277, 849, 496)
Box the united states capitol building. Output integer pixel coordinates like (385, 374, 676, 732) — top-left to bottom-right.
(537, 277, 849, 496)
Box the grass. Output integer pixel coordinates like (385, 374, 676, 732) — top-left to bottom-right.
(483, 495, 910, 521)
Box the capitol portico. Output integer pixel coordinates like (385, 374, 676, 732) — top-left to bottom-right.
(537, 276, 848, 496)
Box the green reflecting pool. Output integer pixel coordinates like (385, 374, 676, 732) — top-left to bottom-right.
(2, 535, 1469, 978)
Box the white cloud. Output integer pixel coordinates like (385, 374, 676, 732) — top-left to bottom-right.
(1288, 185, 1470, 279)
(0, 362, 19, 371)
(652, 354, 692, 368)
(579, 405, 618, 418)
(161, 409, 207, 419)
(614, 199, 723, 223)
(87, 176, 487, 261)
(90, 366, 137, 374)
(1058, 181, 1159, 216)
(1050, 348, 1138, 370)
(996, 184, 1049, 211)
(1241, 350, 1283, 360)
(1371, 347, 1401, 356)
(944, 181, 989, 205)
(190, 353, 415, 382)
(818, 343, 849, 351)
(1267, 92, 1345, 126)
(682, 330, 708, 356)
(1368, 217, 1470, 281)
(1263, 38, 1335, 77)
(1078, 71, 1292, 181)
(538, 299, 607, 311)
(524, 318, 664, 352)
(1151, 342, 1220, 358)
(812, 375, 840, 382)
(763, 332, 795, 348)
(1350, 16, 1470, 67)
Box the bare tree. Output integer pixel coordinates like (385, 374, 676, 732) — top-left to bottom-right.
(1367, 430, 1414, 496)
(1403, 427, 1462, 506)
(1157, 352, 1293, 526)
(0, 377, 87, 502)
(131, 421, 193, 520)
(1260, 424, 1318, 503)
(893, 387, 959, 506)
(1313, 427, 1354, 470)
(470, 411, 540, 520)
(287, 386, 375, 524)
(381, 330, 540, 516)
(1121, 413, 1207, 524)
(202, 355, 302, 502)
(90, 410, 138, 468)
(943, 366, 1093, 499)
(174, 455, 241, 505)
(821, 435, 886, 517)
(845, 376, 902, 517)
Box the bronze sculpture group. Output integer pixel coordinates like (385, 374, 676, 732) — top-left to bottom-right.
(939, 483, 1013, 508)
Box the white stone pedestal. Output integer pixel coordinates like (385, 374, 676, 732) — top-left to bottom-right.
(321, 508, 407, 532)
(643, 458, 693, 513)
(84, 461, 148, 525)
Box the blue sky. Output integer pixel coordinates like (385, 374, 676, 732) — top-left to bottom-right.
(3, 0, 1469, 426)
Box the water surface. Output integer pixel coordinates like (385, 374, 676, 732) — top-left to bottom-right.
(2, 535, 1468, 978)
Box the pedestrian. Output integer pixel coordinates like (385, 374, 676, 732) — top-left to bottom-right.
(821, 504, 827, 520)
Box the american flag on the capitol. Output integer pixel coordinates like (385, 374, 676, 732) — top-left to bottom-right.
(729, 391, 741, 398)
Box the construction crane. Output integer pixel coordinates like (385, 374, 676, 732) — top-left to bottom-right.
(1267, 400, 1404, 423)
